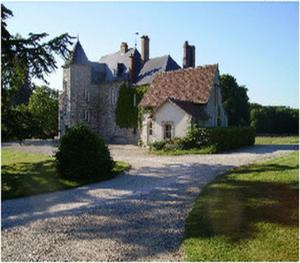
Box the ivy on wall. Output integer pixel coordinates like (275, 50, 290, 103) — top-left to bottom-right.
(115, 82, 148, 128)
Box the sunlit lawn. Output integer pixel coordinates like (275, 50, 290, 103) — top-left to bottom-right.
(255, 136, 299, 145)
(2, 149, 130, 200)
(183, 151, 299, 261)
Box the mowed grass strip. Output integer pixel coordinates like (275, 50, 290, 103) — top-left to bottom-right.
(2, 149, 130, 200)
(183, 151, 299, 261)
(255, 136, 299, 145)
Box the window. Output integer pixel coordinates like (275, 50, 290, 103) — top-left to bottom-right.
(148, 121, 153, 135)
(117, 63, 125, 76)
(84, 110, 90, 122)
(217, 106, 221, 126)
(63, 81, 67, 91)
(164, 124, 172, 139)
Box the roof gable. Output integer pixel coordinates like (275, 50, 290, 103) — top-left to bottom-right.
(168, 98, 209, 120)
(139, 64, 218, 108)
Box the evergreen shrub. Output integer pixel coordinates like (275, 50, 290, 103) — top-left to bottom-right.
(56, 124, 113, 180)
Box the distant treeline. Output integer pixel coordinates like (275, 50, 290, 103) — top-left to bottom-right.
(250, 103, 299, 134)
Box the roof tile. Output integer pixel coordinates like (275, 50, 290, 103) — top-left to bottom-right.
(139, 64, 218, 108)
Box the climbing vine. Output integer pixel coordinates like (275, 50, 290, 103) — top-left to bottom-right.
(115, 82, 148, 128)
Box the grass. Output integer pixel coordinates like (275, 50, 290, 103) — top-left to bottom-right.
(1, 149, 130, 200)
(183, 151, 299, 261)
(255, 135, 299, 145)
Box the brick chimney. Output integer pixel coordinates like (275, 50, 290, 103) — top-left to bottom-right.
(129, 53, 135, 81)
(120, 42, 128, 54)
(183, 41, 195, 68)
(141, 35, 149, 63)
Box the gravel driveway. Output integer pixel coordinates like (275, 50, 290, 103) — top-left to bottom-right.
(2, 141, 298, 261)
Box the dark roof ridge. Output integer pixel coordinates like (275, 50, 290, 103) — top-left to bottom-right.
(154, 63, 218, 75)
(99, 47, 135, 60)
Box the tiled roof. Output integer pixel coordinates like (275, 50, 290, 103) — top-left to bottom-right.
(134, 55, 180, 86)
(168, 98, 209, 121)
(139, 64, 218, 108)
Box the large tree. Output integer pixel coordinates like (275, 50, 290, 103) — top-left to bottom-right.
(28, 86, 59, 138)
(220, 74, 250, 126)
(1, 4, 74, 140)
(1, 4, 73, 98)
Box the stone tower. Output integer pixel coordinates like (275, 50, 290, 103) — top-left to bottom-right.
(59, 41, 94, 136)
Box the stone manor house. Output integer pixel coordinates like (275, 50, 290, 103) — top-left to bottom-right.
(59, 36, 228, 145)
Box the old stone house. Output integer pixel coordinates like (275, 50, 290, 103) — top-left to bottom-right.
(59, 36, 228, 144)
(59, 36, 180, 143)
(139, 65, 228, 145)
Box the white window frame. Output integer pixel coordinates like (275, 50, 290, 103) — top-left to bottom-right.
(162, 121, 174, 140)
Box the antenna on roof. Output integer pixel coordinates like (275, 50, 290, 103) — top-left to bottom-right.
(134, 32, 139, 49)
(77, 34, 79, 42)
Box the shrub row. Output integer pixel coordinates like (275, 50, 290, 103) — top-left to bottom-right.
(150, 126, 255, 152)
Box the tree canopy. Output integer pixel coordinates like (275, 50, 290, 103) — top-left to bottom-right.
(1, 4, 74, 90)
(1, 4, 73, 141)
(220, 74, 250, 126)
(250, 103, 298, 134)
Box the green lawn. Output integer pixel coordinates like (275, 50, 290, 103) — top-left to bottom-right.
(183, 151, 299, 261)
(2, 149, 130, 200)
(255, 136, 299, 145)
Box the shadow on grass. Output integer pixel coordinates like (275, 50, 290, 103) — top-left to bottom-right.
(2, 160, 60, 200)
(2, 160, 122, 200)
(185, 162, 299, 244)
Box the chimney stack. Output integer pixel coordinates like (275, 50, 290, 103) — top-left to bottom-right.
(183, 41, 195, 68)
(120, 42, 128, 54)
(129, 53, 135, 82)
(141, 35, 150, 62)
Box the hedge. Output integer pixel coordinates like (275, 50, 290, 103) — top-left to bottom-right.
(150, 126, 255, 152)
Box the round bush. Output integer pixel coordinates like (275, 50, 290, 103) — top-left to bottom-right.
(56, 124, 113, 180)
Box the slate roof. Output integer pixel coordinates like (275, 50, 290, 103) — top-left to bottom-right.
(99, 48, 142, 78)
(139, 64, 218, 108)
(168, 98, 209, 121)
(64, 41, 182, 85)
(134, 55, 180, 86)
(89, 62, 106, 84)
(64, 41, 89, 66)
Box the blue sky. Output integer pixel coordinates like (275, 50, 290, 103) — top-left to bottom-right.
(4, 1, 299, 108)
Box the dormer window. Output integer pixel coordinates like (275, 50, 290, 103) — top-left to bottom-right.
(117, 63, 125, 77)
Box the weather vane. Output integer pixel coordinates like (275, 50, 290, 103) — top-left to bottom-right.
(134, 32, 139, 49)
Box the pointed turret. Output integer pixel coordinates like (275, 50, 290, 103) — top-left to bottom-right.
(64, 40, 89, 67)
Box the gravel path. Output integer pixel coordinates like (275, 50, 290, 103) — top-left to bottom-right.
(2, 141, 298, 261)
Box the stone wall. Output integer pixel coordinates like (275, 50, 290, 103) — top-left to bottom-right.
(202, 70, 228, 127)
(59, 64, 139, 144)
